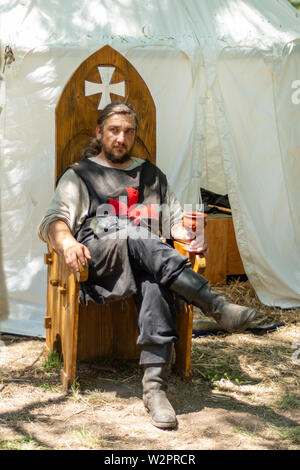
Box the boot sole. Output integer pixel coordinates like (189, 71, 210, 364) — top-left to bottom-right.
(144, 404, 177, 430)
(222, 308, 257, 333)
(151, 417, 177, 429)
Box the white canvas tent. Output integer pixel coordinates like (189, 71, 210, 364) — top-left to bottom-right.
(0, 0, 300, 337)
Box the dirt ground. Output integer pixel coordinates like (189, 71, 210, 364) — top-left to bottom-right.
(1, 280, 300, 451)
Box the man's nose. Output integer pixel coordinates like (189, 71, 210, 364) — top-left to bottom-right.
(117, 131, 125, 143)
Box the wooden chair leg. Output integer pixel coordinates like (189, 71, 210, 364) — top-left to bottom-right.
(45, 246, 85, 391)
(173, 302, 193, 379)
(172, 240, 206, 379)
(59, 262, 82, 391)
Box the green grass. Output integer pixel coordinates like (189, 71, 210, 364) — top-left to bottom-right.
(0, 435, 48, 450)
(42, 351, 62, 372)
(234, 423, 300, 446)
(269, 425, 300, 445)
(234, 425, 256, 437)
(69, 425, 106, 448)
(275, 395, 300, 410)
(38, 382, 61, 392)
(201, 361, 248, 385)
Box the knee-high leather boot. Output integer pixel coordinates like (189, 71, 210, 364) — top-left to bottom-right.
(140, 344, 177, 429)
(170, 267, 257, 333)
(142, 364, 177, 429)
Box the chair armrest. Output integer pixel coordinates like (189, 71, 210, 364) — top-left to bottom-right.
(173, 240, 206, 274)
(76, 260, 89, 283)
(45, 244, 89, 284)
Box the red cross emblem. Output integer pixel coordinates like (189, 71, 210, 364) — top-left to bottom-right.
(108, 187, 159, 225)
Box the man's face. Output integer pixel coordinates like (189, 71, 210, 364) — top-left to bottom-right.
(96, 113, 137, 163)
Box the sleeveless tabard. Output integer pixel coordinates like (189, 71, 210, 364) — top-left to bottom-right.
(65, 158, 168, 305)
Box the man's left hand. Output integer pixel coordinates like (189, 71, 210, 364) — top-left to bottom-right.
(171, 223, 208, 255)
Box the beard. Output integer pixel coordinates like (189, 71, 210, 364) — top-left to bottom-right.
(98, 139, 134, 164)
(104, 151, 131, 164)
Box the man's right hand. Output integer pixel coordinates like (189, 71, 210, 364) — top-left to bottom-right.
(48, 220, 91, 273)
(62, 238, 91, 273)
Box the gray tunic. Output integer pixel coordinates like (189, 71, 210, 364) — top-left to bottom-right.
(38, 157, 183, 244)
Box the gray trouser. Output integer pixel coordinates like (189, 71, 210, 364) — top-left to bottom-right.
(127, 226, 189, 365)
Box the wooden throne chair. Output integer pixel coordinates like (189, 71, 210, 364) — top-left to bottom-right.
(44, 45, 206, 391)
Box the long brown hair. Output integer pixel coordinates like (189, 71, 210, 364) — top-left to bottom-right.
(82, 101, 139, 159)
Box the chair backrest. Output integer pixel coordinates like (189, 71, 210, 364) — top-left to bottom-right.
(55, 45, 156, 181)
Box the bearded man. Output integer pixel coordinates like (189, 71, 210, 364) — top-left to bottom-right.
(38, 102, 256, 430)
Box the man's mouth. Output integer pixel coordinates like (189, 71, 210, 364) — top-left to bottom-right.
(114, 145, 126, 151)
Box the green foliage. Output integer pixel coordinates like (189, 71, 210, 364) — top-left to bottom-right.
(0, 435, 47, 450)
(202, 361, 248, 384)
(276, 395, 300, 410)
(289, 0, 300, 10)
(42, 351, 62, 372)
(269, 424, 300, 444)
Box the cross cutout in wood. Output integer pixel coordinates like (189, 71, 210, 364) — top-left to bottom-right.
(84, 66, 126, 110)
